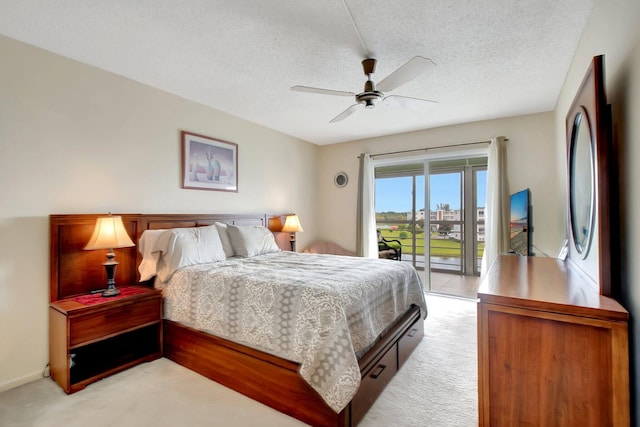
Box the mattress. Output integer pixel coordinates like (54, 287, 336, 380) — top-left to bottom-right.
(156, 251, 426, 412)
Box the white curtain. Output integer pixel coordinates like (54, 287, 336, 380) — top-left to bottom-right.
(356, 153, 378, 258)
(480, 137, 510, 278)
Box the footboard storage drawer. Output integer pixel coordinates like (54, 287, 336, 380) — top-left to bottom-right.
(398, 317, 424, 368)
(351, 345, 398, 425)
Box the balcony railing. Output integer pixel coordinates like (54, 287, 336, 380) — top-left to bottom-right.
(377, 222, 484, 273)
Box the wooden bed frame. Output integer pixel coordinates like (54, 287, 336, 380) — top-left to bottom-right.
(50, 213, 425, 427)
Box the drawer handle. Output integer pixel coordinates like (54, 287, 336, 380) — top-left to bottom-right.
(370, 364, 386, 379)
(407, 328, 418, 338)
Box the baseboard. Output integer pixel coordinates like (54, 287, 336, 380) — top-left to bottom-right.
(0, 371, 44, 393)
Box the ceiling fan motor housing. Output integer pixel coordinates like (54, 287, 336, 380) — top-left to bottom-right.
(356, 89, 383, 108)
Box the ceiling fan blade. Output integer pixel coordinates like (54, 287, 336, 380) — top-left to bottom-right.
(330, 104, 360, 123)
(377, 56, 436, 92)
(383, 94, 438, 108)
(290, 85, 355, 97)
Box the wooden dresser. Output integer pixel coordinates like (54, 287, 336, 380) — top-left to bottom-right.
(477, 255, 629, 426)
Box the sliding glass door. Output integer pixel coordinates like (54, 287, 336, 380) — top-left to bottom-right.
(374, 166, 425, 271)
(429, 170, 463, 273)
(428, 159, 487, 276)
(375, 156, 487, 298)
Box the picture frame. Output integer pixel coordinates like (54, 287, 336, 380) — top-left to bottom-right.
(181, 131, 238, 192)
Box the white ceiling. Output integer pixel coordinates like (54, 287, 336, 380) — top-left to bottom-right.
(0, 1, 593, 145)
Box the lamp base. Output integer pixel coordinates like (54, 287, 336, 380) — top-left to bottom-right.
(101, 285, 120, 297)
(101, 257, 120, 297)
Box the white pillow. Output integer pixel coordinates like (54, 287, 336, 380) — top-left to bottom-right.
(226, 224, 281, 257)
(214, 222, 235, 257)
(138, 229, 167, 281)
(152, 225, 226, 282)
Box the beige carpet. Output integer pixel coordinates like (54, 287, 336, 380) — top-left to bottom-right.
(0, 294, 478, 427)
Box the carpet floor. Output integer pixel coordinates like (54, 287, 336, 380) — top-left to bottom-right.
(0, 293, 478, 427)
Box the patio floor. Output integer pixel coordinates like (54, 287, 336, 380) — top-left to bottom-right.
(428, 271, 480, 299)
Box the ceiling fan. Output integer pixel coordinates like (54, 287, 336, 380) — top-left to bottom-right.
(291, 56, 437, 123)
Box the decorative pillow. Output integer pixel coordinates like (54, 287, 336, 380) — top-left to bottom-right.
(226, 224, 281, 257)
(152, 225, 226, 282)
(214, 222, 235, 257)
(138, 229, 167, 281)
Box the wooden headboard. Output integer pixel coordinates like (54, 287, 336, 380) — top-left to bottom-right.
(49, 213, 287, 302)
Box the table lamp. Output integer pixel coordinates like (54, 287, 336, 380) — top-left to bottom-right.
(282, 214, 304, 252)
(84, 214, 135, 297)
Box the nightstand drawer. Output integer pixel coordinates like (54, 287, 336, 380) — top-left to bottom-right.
(70, 297, 160, 347)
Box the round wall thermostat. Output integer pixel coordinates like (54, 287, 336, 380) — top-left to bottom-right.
(334, 172, 348, 188)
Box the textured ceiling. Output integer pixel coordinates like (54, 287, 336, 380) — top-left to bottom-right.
(0, 1, 593, 145)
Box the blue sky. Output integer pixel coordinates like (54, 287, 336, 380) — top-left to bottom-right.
(375, 171, 487, 212)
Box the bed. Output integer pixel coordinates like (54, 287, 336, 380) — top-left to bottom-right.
(50, 213, 427, 427)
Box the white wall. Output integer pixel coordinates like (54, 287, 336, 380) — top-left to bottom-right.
(554, 0, 640, 420)
(0, 35, 319, 391)
(316, 112, 559, 257)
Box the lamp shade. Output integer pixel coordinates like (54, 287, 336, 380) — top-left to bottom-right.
(84, 216, 135, 250)
(282, 214, 304, 233)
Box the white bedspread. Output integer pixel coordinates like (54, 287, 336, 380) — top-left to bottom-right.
(157, 251, 426, 412)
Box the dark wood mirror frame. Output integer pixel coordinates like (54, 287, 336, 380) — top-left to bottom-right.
(565, 55, 617, 296)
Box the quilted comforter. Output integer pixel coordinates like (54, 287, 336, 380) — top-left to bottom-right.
(157, 251, 426, 412)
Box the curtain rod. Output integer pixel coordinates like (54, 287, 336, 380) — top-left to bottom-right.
(358, 138, 507, 159)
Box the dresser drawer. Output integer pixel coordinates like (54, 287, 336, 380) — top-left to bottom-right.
(70, 297, 160, 347)
(398, 317, 424, 368)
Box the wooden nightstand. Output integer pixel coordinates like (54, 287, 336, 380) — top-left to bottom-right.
(49, 285, 162, 393)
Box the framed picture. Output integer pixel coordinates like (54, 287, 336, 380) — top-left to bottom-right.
(181, 131, 238, 192)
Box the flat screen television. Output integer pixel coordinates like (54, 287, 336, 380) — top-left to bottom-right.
(510, 188, 530, 256)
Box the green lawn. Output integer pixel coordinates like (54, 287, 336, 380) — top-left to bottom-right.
(379, 229, 484, 257)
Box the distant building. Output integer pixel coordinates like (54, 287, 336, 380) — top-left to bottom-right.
(426, 208, 486, 241)
(407, 210, 425, 221)
(397, 208, 486, 242)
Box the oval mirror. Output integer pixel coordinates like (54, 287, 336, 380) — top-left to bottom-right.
(569, 109, 595, 258)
